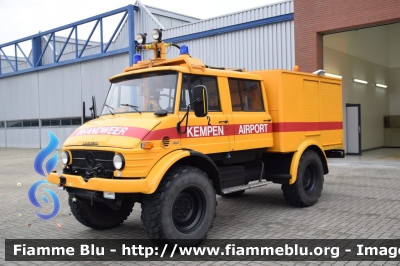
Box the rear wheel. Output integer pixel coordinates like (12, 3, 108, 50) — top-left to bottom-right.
(69, 194, 134, 230)
(281, 150, 324, 207)
(141, 165, 216, 246)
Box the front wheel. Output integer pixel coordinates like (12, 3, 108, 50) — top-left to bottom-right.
(141, 165, 216, 246)
(281, 150, 324, 207)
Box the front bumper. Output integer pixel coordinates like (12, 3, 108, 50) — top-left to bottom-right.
(47, 172, 149, 193)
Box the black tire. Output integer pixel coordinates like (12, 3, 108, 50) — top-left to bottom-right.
(281, 150, 324, 207)
(141, 165, 216, 246)
(221, 190, 245, 198)
(69, 194, 134, 230)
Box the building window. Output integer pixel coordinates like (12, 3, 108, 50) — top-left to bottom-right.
(72, 118, 82, 125)
(41, 120, 51, 126)
(62, 118, 83, 125)
(23, 120, 39, 127)
(61, 119, 71, 126)
(42, 117, 82, 127)
(7, 120, 40, 128)
(228, 78, 264, 111)
(4, 118, 82, 128)
(7, 121, 22, 127)
(50, 119, 60, 126)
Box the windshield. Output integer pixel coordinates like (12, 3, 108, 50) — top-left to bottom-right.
(101, 71, 177, 115)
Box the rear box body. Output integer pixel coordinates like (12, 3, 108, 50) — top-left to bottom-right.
(251, 70, 344, 153)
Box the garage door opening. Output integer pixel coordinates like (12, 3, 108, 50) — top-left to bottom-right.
(323, 23, 400, 153)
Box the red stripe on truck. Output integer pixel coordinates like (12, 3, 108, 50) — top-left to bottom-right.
(70, 126, 150, 139)
(69, 122, 342, 140)
(272, 122, 342, 132)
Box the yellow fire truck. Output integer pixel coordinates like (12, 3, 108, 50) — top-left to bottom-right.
(48, 29, 344, 246)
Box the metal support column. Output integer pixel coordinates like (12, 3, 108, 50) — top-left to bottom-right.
(127, 4, 135, 66)
(32, 36, 42, 67)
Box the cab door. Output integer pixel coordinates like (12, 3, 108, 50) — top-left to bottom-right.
(178, 74, 230, 154)
(227, 78, 273, 151)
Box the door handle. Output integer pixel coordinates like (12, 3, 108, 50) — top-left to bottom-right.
(219, 120, 228, 123)
(264, 119, 271, 122)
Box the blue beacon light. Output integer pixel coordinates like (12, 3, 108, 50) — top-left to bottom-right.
(134, 54, 142, 64)
(180, 44, 189, 55)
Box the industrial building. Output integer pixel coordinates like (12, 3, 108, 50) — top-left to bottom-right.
(0, 0, 399, 153)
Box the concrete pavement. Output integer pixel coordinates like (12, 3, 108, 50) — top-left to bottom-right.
(1, 148, 400, 265)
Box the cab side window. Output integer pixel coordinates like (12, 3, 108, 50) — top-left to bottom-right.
(181, 75, 221, 111)
(228, 78, 264, 111)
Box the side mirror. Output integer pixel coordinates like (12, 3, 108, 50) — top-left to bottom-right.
(192, 85, 208, 117)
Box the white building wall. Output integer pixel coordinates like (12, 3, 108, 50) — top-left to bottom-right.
(139, 0, 296, 71)
(0, 1, 294, 149)
(0, 53, 128, 148)
(6, 128, 40, 148)
(158, 20, 294, 71)
(1, 72, 40, 120)
(0, 130, 5, 147)
(164, 0, 293, 37)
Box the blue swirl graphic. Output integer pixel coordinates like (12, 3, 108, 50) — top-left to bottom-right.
(31, 130, 61, 220)
(28, 180, 60, 220)
(41, 195, 49, 203)
(46, 152, 58, 176)
(34, 130, 59, 177)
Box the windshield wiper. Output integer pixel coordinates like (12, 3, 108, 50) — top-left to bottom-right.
(105, 104, 115, 115)
(121, 104, 142, 114)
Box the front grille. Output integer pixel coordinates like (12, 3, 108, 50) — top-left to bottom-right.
(64, 150, 115, 179)
(71, 150, 114, 161)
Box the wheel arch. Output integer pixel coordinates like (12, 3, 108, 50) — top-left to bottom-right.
(175, 151, 221, 195)
(145, 149, 191, 194)
(289, 140, 328, 185)
(145, 149, 221, 194)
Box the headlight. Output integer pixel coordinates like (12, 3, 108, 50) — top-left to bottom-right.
(113, 154, 125, 170)
(152, 29, 162, 42)
(135, 33, 147, 44)
(61, 151, 69, 164)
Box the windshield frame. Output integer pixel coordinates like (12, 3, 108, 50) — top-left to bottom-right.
(101, 70, 179, 116)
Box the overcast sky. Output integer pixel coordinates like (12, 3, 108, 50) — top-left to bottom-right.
(0, 0, 282, 46)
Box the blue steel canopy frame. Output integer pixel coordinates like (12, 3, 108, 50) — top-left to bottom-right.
(164, 13, 294, 43)
(0, 5, 138, 78)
